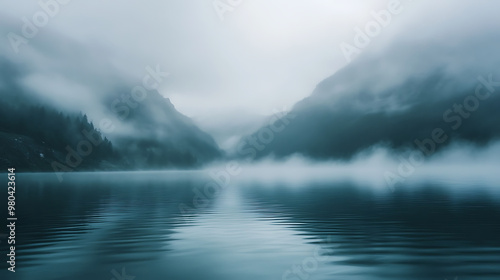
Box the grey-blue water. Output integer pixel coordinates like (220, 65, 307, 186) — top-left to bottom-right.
(1, 172, 500, 280)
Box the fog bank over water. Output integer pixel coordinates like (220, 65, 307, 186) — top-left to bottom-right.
(205, 141, 500, 191)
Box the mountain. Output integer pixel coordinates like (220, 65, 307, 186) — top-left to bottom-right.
(237, 40, 500, 161)
(0, 58, 221, 172)
(0, 104, 116, 172)
(106, 89, 223, 169)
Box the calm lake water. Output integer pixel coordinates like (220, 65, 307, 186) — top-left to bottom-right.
(1, 171, 500, 280)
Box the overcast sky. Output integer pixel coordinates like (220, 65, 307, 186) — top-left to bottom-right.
(1, 0, 397, 118)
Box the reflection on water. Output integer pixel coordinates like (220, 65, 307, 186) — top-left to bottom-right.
(1, 172, 500, 280)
